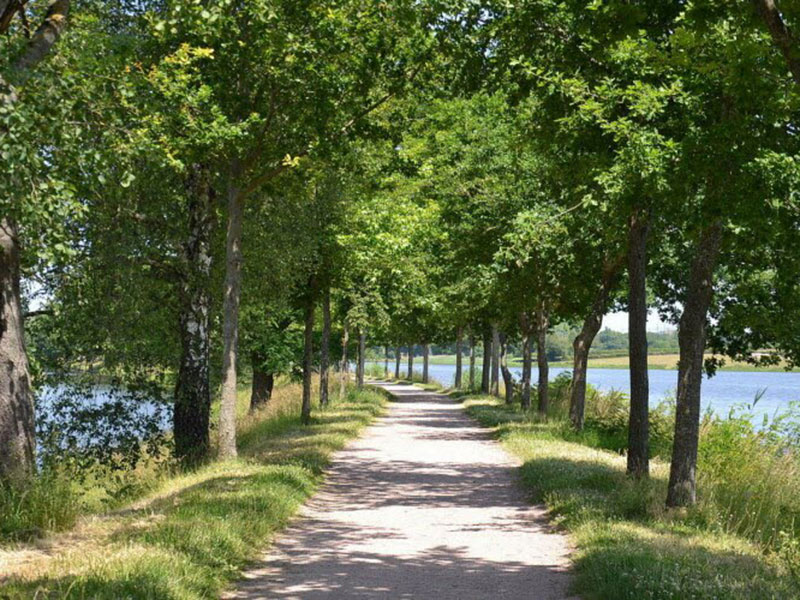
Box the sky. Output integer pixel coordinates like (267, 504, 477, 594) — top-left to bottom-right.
(602, 310, 676, 334)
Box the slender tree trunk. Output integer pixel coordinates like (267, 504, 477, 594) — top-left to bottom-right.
(627, 210, 650, 478)
(250, 365, 274, 411)
(219, 176, 243, 459)
(0, 218, 34, 481)
(520, 313, 532, 409)
(667, 220, 724, 507)
(481, 327, 491, 394)
(384, 346, 389, 378)
(301, 291, 315, 425)
(569, 256, 624, 431)
(536, 304, 549, 416)
(500, 332, 514, 404)
(319, 287, 331, 407)
(394, 345, 401, 379)
(357, 329, 366, 387)
(422, 343, 430, 383)
(491, 324, 500, 397)
(407, 344, 414, 379)
(469, 335, 476, 391)
(174, 165, 212, 463)
(455, 327, 463, 389)
(339, 320, 349, 399)
(752, 0, 800, 87)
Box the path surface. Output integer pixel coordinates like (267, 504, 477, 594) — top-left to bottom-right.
(227, 382, 574, 599)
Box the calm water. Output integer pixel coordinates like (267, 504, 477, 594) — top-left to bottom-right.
(370, 362, 800, 424)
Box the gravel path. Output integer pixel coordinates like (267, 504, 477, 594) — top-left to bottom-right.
(226, 382, 575, 599)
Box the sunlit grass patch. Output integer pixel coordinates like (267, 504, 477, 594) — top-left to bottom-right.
(2, 384, 385, 599)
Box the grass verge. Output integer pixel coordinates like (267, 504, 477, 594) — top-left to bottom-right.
(464, 397, 800, 600)
(1, 383, 385, 599)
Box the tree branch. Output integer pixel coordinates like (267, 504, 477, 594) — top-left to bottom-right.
(752, 0, 800, 86)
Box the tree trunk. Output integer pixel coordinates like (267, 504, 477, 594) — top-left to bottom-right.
(301, 291, 315, 425)
(752, 0, 800, 87)
(407, 344, 414, 379)
(520, 313, 532, 410)
(667, 220, 724, 507)
(394, 345, 401, 379)
(250, 365, 274, 411)
(384, 346, 389, 378)
(339, 320, 349, 399)
(174, 164, 212, 463)
(218, 176, 243, 459)
(627, 210, 650, 478)
(569, 255, 624, 431)
(0, 218, 34, 482)
(469, 334, 476, 390)
(536, 304, 549, 416)
(422, 343, 430, 383)
(455, 327, 463, 389)
(357, 329, 366, 387)
(491, 324, 500, 397)
(319, 287, 331, 407)
(481, 327, 491, 394)
(500, 332, 514, 404)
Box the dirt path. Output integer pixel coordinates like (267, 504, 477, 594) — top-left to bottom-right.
(226, 383, 575, 599)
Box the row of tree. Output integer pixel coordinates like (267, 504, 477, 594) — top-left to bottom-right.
(4, 1, 800, 515)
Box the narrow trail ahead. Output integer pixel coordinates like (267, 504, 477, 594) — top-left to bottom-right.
(226, 382, 574, 599)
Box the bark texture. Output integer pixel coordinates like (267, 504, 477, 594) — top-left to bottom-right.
(319, 287, 331, 407)
(218, 178, 243, 459)
(455, 327, 463, 389)
(536, 305, 549, 416)
(667, 220, 724, 507)
(0, 218, 34, 481)
(339, 320, 349, 398)
(301, 292, 315, 425)
(569, 255, 624, 431)
(500, 332, 514, 405)
(249, 367, 274, 411)
(627, 211, 650, 478)
(753, 0, 800, 86)
(174, 164, 212, 463)
(520, 313, 532, 410)
(491, 324, 500, 397)
(422, 343, 430, 383)
(481, 328, 491, 394)
(357, 330, 366, 387)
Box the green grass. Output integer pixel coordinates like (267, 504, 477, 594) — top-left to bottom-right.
(1, 382, 385, 599)
(464, 397, 800, 600)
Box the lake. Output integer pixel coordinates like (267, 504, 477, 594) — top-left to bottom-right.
(369, 362, 800, 424)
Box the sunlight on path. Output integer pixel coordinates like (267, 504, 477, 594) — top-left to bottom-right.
(225, 383, 575, 599)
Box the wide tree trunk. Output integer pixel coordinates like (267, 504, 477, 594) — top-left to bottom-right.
(422, 343, 430, 383)
(301, 291, 315, 424)
(569, 255, 624, 431)
(455, 327, 463, 389)
(0, 218, 34, 481)
(357, 329, 366, 387)
(339, 320, 349, 399)
(627, 210, 650, 478)
(218, 177, 243, 459)
(250, 365, 274, 411)
(469, 334, 476, 390)
(520, 313, 532, 410)
(481, 327, 491, 394)
(407, 344, 414, 379)
(491, 324, 500, 397)
(536, 304, 549, 416)
(394, 345, 401, 379)
(174, 165, 213, 463)
(500, 332, 514, 404)
(667, 220, 724, 507)
(319, 287, 331, 407)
